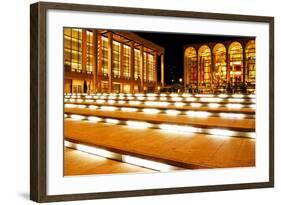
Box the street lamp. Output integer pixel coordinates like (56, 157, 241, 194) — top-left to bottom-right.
(179, 78, 183, 83)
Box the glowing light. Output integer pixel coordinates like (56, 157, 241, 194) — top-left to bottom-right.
(126, 121, 151, 128)
(208, 103, 220, 108)
(251, 99, 256, 103)
(171, 97, 182, 101)
(127, 96, 134, 100)
(170, 93, 179, 97)
(77, 105, 86, 108)
(147, 93, 157, 97)
(219, 113, 245, 119)
(100, 96, 106, 99)
(65, 104, 76, 108)
(64, 99, 70, 102)
(159, 124, 200, 134)
(186, 111, 211, 118)
(185, 97, 196, 102)
(118, 100, 126, 104)
(88, 116, 101, 122)
(121, 107, 138, 112)
(69, 99, 75, 102)
(143, 108, 160, 114)
(70, 114, 85, 120)
(228, 98, 244, 103)
(250, 104, 256, 109)
(249, 94, 256, 98)
(135, 93, 144, 97)
(218, 94, 228, 98)
(118, 96, 125, 100)
(107, 100, 116, 104)
(96, 99, 105, 104)
(64, 114, 68, 118)
(248, 132, 256, 138)
(190, 103, 202, 108)
(100, 106, 118, 111)
(200, 97, 222, 102)
(209, 129, 234, 137)
(122, 155, 173, 172)
(226, 103, 243, 109)
(160, 97, 167, 101)
(160, 93, 167, 97)
(137, 96, 145, 100)
(108, 96, 117, 100)
(182, 93, 191, 97)
(85, 96, 92, 99)
(174, 102, 185, 107)
(89, 105, 98, 109)
(232, 94, 244, 98)
(145, 101, 169, 107)
(147, 96, 156, 101)
(66, 141, 117, 159)
(77, 99, 83, 103)
(129, 101, 142, 105)
(165, 110, 180, 115)
(105, 118, 119, 124)
(126, 93, 133, 96)
(85, 99, 94, 103)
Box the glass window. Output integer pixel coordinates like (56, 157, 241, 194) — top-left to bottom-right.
(245, 40, 256, 84)
(229, 42, 243, 84)
(213, 43, 227, 86)
(86, 30, 93, 72)
(112, 41, 121, 78)
(147, 54, 154, 81)
(123, 45, 131, 79)
(184, 47, 197, 85)
(198, 45, 211, 86)
(64, 28, 82, 72)
(134, 49, 141, 80)
(101, 36, 108, 76)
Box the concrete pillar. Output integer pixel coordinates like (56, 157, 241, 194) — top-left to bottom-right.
(108, 32, 113, 93)
(130, 42, 135, 93)
(211, 53, 214, 89)
(161, 54, 164, 86)
(197, 56, 200, 91)
(82, 29, 87, 71)
(153, 52, 157, 88)
(226, 50, 230, 84)
(120, 43, 124, 93)
(140, 45, 144, 92)
(92, 30, 98, 93)
(97, 34, 102, 92)
(243, 46, 247, 84)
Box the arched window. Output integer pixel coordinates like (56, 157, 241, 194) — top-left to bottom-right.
(198, 45, 211, 86)
(184, 47, 197, 85)
(228, 42, 243, 84)
(245, 40, 256, 84)
(213, 43, 227, 86)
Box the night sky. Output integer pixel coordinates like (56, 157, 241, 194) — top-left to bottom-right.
(134, 31, 249, 85)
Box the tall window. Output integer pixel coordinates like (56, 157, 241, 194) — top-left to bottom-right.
(229, 42, 243, 84)
(101, 36, 108, 76)
(134, 49, 141, 80)
(184, 47, 197, 85)
(198, 45, 211, 86)
(147, 54, 154, 81)
(143, 53, 147, 81)
(213, 43, 226, 86)
(64, 28, 82, 72)
(123, 45, 131, 78)
(245, 40, 256, 84)
(112, 41, 121, 78)
(86, 30, 93, 72)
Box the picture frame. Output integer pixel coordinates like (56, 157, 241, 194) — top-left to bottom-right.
(30, 1, 274, 202)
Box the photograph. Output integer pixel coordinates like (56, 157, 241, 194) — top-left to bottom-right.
(63, 28, 256, 176)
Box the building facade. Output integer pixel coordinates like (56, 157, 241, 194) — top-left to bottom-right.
(64, 28, 165, 94)
(183, 38, 256, 93)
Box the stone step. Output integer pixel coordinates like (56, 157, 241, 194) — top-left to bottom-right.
(64, 120, 255, 169)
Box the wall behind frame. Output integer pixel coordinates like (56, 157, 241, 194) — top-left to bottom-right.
(0, 0, 279, 205)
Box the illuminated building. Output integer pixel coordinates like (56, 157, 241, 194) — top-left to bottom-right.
(64, 28, 165, 93)
(184, 39, 256, 93)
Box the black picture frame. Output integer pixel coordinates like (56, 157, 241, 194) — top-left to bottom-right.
(30, 1, 274, 202)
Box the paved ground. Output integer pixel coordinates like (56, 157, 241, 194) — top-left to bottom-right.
(64, 119, 255, 171)
(64, 147, 156, 176)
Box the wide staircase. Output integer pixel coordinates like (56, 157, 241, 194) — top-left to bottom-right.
(64, 92, 256, 175)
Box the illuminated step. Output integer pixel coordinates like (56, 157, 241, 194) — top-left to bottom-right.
(64, 103, 255, 119)
(64, 98, 256, 109)
(65, 95, 255, 104)
(64, 113, 255, 138)
(65, 140, 194, 171)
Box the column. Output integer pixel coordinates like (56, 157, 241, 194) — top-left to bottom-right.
(211, 53, 214, 89)
(108, 32, 113, 93)
(130, 42, 135, 93)
(120, 44, 123, 93)
(226, 50, 230, 84)
(153, 52, 157, 87)
(161, 54, 164, 87)
(243, 46, 247, 84)
(140, 45, 144, 92)
(92, 30, 98, 93)
(183, 56, 187, 88)
(97, 34, 102, 92)
(197, 56, 199, 91)
(82, 29, 87, 72)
